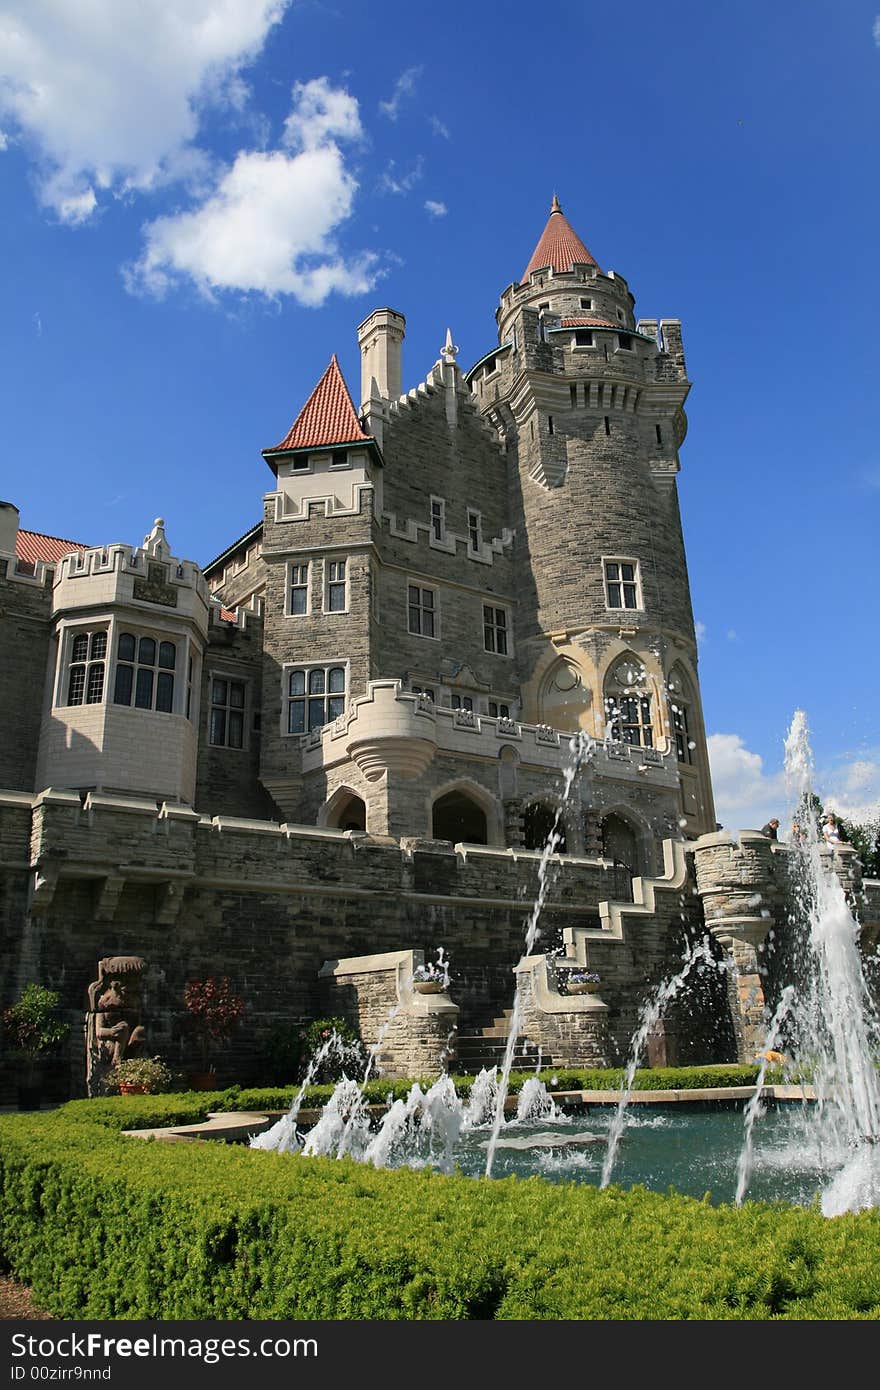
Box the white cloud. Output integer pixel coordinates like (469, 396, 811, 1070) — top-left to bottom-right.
(379, 157, 424, 195)
(874, 16, 880, 45)
(283, 77, 362, 151)
(824, 758, 880, 824)
(0, 0, 288, 221)
(424, 199, 447, 217)
(0, 129, 8, 150)
(378, 66, 422, 121)
(429, 116, 450, 139)
(127, 80, 378, 306)
(726, 628, 738, 641)
(707, 733, 787, 833)
(694, 619, 707, 644)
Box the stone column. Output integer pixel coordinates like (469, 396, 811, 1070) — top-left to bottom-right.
(691, 831, 781, 1063)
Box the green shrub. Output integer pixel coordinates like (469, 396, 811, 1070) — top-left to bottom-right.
(1, 1096, 879, 1320)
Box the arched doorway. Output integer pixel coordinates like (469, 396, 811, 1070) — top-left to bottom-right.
(601, 813, 640, 875)
(432, 790, 488, 845)
(523, 800, 566, 853)
(323, 790, 367, 831)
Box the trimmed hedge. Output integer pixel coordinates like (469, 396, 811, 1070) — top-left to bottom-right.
(1, 1097, 880, 1319)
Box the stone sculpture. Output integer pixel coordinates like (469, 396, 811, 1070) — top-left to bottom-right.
(85, 955, 148, 1096)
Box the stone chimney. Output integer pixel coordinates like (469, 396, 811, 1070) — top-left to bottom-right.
(0, 501, 19, 557)
(357, 308, 405, 409)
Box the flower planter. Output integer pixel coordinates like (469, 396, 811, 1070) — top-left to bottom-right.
(118, 1083, 148, 1096)
(413, 980, 444, 994)
(567, 981, 601, 995)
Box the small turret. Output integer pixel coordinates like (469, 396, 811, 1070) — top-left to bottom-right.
(357, 307, 406, 409)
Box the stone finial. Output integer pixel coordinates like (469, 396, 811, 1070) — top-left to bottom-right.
(550, 193, 562, 214)
(143, 517, 169, 559)
(440, 328, 459, 365)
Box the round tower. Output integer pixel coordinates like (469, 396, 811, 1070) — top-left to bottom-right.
(467, 198, 715, 835)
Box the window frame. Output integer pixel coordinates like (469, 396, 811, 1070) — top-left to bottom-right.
(467, 509, 483, 554)
(407, 582, 439, 640)
(324, 557, 349, 614)
(283, 660, 349, 737)
(429, 496, 447, 543)
(208, 673, 249, 751)
(286, 560, 310, 616)
(483, 602, 512, 657)
(63, 627, 108, 708)
(112, 628, 179, 715)
(603, 557, 642, 612)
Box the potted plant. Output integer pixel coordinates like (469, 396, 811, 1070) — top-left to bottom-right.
(183, 977, 244, 1089)
(105, 1055, 173, 1095)
(2, 983, 70, 1110)
(412, 963, 448, 995)
(566, 971, 602, 996)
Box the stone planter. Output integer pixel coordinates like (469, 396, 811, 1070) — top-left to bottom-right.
(413, 980, 444, 994)
(567, 981, 601, 995)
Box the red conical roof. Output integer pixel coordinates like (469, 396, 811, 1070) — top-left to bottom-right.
(267, 355, 370, 453)
(522, 196, 600, 281)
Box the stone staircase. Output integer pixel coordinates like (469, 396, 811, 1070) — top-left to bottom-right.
(453, 1008, 543, 1074)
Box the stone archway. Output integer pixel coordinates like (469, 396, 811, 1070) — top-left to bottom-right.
(523, 800, 566, 853)
(320, 787, 367, 832)
(432, 789, 489, 845)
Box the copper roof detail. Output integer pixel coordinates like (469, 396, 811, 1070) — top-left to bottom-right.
(266, 355, 370, 453)
(522, 197, 600, 281)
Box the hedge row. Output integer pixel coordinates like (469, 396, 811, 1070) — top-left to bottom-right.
(56, 1063, 771, 1133)
(1, 1100, 879, 1319)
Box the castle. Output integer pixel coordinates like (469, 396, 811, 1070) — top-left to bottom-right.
(2, 200, 874, 1092)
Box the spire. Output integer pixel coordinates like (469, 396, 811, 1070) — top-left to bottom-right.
(266, 355, 370, 454)
(521, 197, 599, 281)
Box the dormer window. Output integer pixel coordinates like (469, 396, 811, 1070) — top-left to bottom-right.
(483, 356, 497, 377)
(618, 333, 633, 351)
(331, 450, 348, 468)
(291, 454, 310, 471)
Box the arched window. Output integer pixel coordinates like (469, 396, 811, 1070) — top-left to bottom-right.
(667, 666, 696, 764)
(604, 656, 653, 748)
(114, 632, 176, 713)
(523, 801, 566, 853)
(66, 630, 107, 706)
(432, 790, 488, 845)
(539, 658, 590, 731)
(286, 665, 346, 734)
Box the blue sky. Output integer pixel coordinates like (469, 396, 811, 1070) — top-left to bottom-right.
(1, 1, 878, 833)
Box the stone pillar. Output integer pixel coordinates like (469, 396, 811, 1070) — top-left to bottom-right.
(582, 810, 603, 858)
(691, 831, 782, 1062)
(515, 956, 611, 1067)
(503, 797, 524, 847)
(318, 949, 459, 1079)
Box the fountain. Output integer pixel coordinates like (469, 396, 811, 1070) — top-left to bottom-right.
(247, 710, 879, 1216)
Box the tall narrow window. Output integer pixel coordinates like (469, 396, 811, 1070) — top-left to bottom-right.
(209, 678, 246, 748)
(604, 560, 640, 610)
(430, 498, 445, 542)
(408, 584, 436, 638)
(113, 632, 176, 713)
(483, 605, 509, 655)
(66, 630, 107, 706)
(604, 415, 611, 436)
(288, 563, 309, 615)
(468, 511, 482, 553)
(488, 700, 510, 718)
(286, 665, 346, 734)
(671, 701, 692, 763)
(570, 384, 577, 408)
(547, 415, 554, 435)
(451, 694, 474, 711)
(326, 560, 347, 612)
(655, 423, 663, 446)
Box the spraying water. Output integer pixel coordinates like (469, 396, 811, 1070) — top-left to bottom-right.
(781, 710, 880, 1215)
(484, 731, 595, 1177)
(250, 1029, 362, 1153)
(734, 984, 794, 1205)
(599, 936, 717, 1190)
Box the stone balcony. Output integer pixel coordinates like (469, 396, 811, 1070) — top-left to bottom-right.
(298, 678, 679, 787)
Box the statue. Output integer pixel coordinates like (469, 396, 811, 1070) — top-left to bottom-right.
(85, 956, 148, 1096)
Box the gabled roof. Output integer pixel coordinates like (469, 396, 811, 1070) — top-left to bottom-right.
(264, 355, 370, 455)
(522, 196, 600, 281)
(16, 530, 90, 566)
